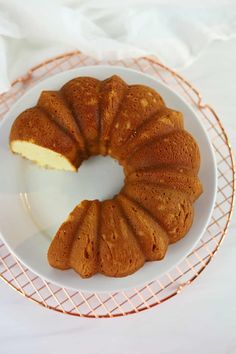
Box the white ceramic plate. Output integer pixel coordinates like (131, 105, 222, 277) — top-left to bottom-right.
(0, 66, 217, 293)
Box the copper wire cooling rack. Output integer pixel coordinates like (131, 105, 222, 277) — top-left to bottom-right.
(0, 52, 235, 318)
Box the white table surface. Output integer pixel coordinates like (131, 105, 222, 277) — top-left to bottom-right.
(1, 39, 236, 354)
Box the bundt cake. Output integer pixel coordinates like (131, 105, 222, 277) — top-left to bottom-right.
(9, 74, 203, 278)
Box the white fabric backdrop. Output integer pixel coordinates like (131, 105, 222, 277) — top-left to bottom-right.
(0, 0, 236, 92)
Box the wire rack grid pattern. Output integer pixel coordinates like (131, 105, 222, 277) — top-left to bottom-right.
(0, 52, 234, 318)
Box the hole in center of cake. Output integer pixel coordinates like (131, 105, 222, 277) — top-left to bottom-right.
(77, 155, 125, 201)
(23, 155, 125, 231)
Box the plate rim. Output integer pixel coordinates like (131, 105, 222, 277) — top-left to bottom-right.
(0, 65, 217, 293)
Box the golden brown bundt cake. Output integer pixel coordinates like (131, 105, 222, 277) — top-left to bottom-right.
(9, 74, 203, 278)
(10, 107, 80, 171)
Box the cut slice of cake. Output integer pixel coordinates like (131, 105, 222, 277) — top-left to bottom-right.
(10, 107, 81, 171)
